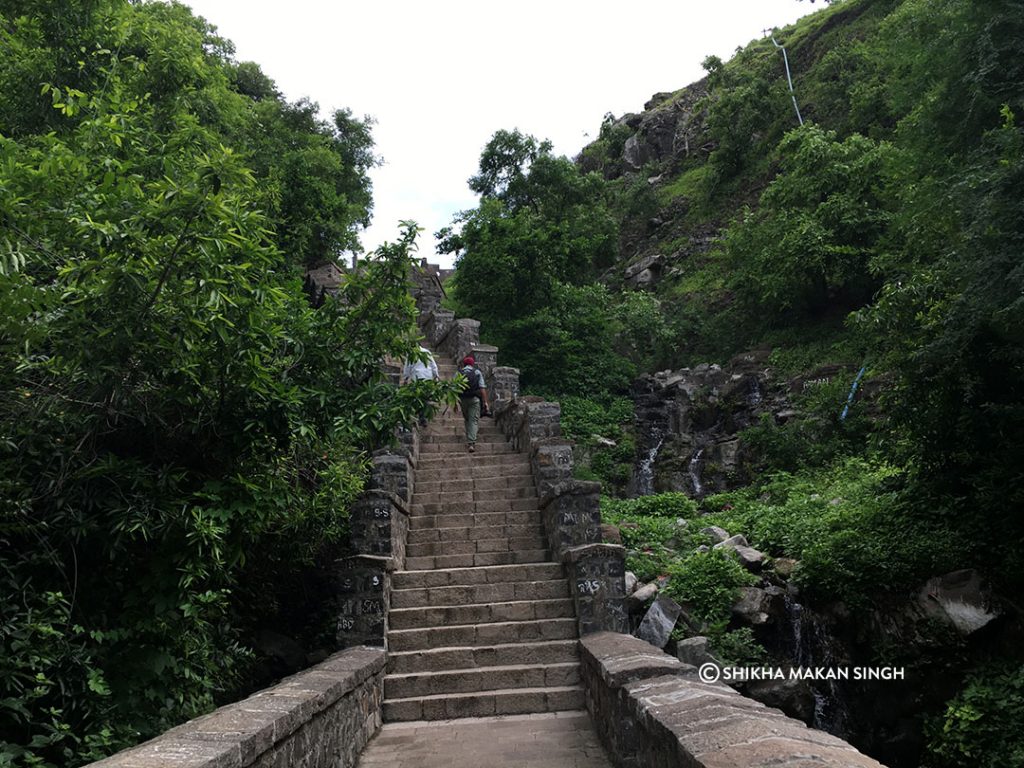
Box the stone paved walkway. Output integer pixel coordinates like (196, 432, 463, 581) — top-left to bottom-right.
(356, 711, 613, 768)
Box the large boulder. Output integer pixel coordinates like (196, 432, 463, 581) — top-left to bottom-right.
(917, 569, 1000, 635)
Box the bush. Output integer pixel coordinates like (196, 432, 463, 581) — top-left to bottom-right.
(702, 458, 961, 606)
(663, 550, 759, 623)
(602, 492, 699, 519)
(927, 664, 1024, 768)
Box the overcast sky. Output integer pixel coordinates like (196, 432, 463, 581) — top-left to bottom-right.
(184, 1, 815, 267)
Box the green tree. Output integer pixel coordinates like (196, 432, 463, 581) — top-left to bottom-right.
(0, 2, 433, 764)
(722, 125, 893, 317)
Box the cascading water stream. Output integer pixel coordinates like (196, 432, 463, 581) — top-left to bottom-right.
(784, 594, 851, 737)
(635, 430, 663, 496)
(688, 447, 705, 496)
(747, 377, 763, 407)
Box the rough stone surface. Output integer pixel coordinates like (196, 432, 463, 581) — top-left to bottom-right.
(348, 492, 409, 568)
(356, 712, 612, 768)
(369, 454, 413, 507)
(635, 595, 683, 649)
(625, 581, 658, 612)
(564, 544, 629, 635)
(86, 648, 386, 768)
(489, 366, 520, 405)
(336, 556, 391, 648)
(701, 525, 730, 544)
(580, 632, 886, 768)
(539, 479, 603, 556)
(675, 636, 720, 668)
(423, 309, 455, 349)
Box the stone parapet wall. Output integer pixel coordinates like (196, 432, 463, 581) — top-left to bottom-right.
(580, 632, 885, 768)
(86, 646, 386, 768)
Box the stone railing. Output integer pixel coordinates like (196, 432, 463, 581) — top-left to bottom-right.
(581, 632, 885, 768)
(494, 398, 629, 637)
(334, 428, 419, 648)
(86, 646, 386, 768)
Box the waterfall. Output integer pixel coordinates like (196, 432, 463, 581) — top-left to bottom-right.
(635, 430, 663, 496)
(784, 594, 851, 737)
(688, 447, 705, 496)
(747, 377, 763, 406)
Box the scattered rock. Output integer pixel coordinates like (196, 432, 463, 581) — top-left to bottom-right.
(701, 526, 730, 544)
(917, 569, 1000, 635)
(593, 435, 617, 448)
(773, 557, 799, 578)
(675, 635, 721, 668)
(695, 544, 710, 554)
(626, 582, 659, 612)
(746, 677, 815, 722)
(733, 546, 766, 573)
(715, 534, 765, 572)
(713, 534, 749, 549)
(601, 523, 623, 545)
(636, 595, 684, 649)
(731, 586, 770, 626)
(624, 571, 638, 595)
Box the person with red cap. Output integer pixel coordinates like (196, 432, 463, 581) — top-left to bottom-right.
(457, 355, 490, 452)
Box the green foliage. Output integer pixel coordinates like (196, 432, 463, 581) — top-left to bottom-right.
(927, 663, 1024, 768)
(0, 3, 430, 764)
(558, 396, 634, 495)
(721, 125, 893, 317)
(702, 459, 961, 606)
(602, 492, 698, 519)
(710, 627, 768, 667)
(445, 129, 673, 398)
(662, 550, 759, 623)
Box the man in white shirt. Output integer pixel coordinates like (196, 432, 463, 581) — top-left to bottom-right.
(401, 346, 439, 426)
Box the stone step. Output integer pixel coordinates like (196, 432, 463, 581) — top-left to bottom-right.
(419, 442, 515, 455)
(389, 598, 575, 630)
(406, 535, 549, 559)
(404, 549, 550, 571)
(417, 454, 526, 467)
(384, 662, 580, 699)
(422, 435, 508, 447)
(392, 562, 565, 590)
(387, 639, 579, 674)
(412, 476, 535, 495)
(414, 463, 530, 477)
(409, 509, 542, 530)
(410, 498, 540, 517)
(383, 685, 585, 721)
(407, 522, 546, 545)
(388, 617, 578, 652)
(410, 487, 537, 506)
(391, 578, 569, 609)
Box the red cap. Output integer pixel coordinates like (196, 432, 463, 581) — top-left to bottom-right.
(463, 356, 475, 365)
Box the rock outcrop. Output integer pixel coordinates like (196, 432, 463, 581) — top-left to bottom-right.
(629, 348, 784, 497)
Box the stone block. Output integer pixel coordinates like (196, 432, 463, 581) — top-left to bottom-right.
(636, 595, 684, 649)
(565, 543, 629, 635)
(490, 366, 520, 405)
(348, 492, 408, 568)
(368, 454, 412, 506)
(334, 555, 391, 649)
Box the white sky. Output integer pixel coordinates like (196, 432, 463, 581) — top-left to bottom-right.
(184, 1, 815, 267)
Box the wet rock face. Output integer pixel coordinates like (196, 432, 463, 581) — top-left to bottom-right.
(628, 349, 789, 497)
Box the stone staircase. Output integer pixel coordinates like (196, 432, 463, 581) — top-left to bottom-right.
(382, 360, 584, 721)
